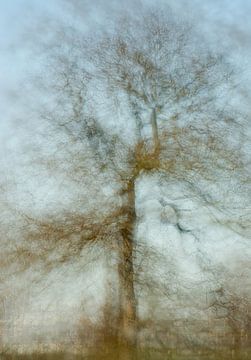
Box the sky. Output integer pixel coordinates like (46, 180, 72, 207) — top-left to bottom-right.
(0, 0, 250, 217)
(0, 0, 250, 154)
(0, 0, 250, 344)
(0, 1, 250, 255)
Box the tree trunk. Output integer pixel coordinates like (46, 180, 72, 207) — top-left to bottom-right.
(118, 179, 137, 359)
(150, 107, 160, 153)
(232, 330, 242, 359)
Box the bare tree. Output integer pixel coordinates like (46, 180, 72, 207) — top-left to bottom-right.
(205, 261, 251, 359)
(8, 6, 248, 359)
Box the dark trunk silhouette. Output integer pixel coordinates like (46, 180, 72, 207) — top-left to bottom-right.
(118, 179, 137, 358)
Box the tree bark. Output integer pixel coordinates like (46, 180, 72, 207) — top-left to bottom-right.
(231, 329, 242, 359)
(118, 179, 137, 359)
(150, 107, 160, 153)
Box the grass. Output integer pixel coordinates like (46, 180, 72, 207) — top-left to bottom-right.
(1, 349, 250, 360)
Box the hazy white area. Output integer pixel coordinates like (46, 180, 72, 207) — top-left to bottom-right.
(0, 0, 250, 344)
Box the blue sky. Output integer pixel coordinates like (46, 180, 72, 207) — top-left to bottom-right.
(1, 0, 250, 97)
(0, 0, 250, 178)
(0, 0, 250, 332)
(0, 0, 250, 187)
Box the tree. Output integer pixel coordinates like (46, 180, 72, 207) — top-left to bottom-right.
(205, 260, 251, 359)
(10, 6, 247, 359)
